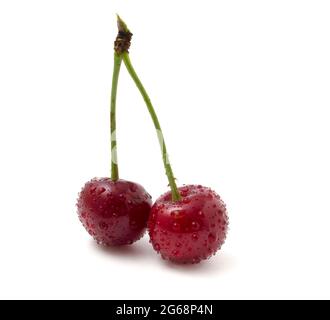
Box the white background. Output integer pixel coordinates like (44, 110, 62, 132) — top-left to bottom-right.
(0, 0, 330, 300)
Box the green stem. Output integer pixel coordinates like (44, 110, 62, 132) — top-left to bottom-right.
(122, 52, 181, 201)
(110, 53, 122, 181)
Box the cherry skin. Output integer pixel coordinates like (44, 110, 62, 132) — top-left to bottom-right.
(77, 178, 152, 246)
(148, 185, 228, 263)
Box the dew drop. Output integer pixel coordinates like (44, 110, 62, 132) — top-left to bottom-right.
(99, 221, 108, 230)
(171, 210, 182, 217)
(172, 222, 180, 232)
(191, 221, 200, 231)
(192, 233, 198, 240)
(98, 187, 106, 195)
(112, 212, 118, 217)
(154, 243, 160, 251)
(129, 184, 138, 192)
(208, 233, 216, 243)
(182, 198, 190, 204)
(192, 257, 200, 264)
(90, 186, 96, 194)
(172, 250, 179, 256)
(197, 211, 204, 217)
(176, 242, 182, 248)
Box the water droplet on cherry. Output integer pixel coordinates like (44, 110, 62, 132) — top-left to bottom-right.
(99, 221, 108, 230)
(172, 222, 180, 232)
(191, 221, 200, 231)
(129, 184, 138, 192)
(172, 250, 179, 256)
(208, 233, 216, 243)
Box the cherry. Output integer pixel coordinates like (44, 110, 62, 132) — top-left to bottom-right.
(119, 16, 229, 263)
(148, 185, 228, 263)
(77, 20, 152, 246)
(77, 178, 152, 246)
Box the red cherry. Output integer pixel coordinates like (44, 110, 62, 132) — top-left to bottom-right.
(112, 18, 230, 263)
(77, 178, 152, 246)
(148, 185, 228, 264)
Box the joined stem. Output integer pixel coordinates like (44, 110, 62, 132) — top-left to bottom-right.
(110, 53, 122, 181)
(122, 52, 181, 201)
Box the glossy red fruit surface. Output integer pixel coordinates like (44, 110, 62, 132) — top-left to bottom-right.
(148, 185, 228, 263)
(77, 178, 152, 246)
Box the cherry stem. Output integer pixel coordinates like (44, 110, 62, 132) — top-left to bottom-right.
(122, 52, 181, 201)
(110, 53, 122, 181)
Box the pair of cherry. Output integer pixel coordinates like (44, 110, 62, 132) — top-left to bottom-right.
(77, 16, 228, 264)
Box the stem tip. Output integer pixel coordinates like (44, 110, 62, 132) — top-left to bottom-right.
(116, 14, 130, 33)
